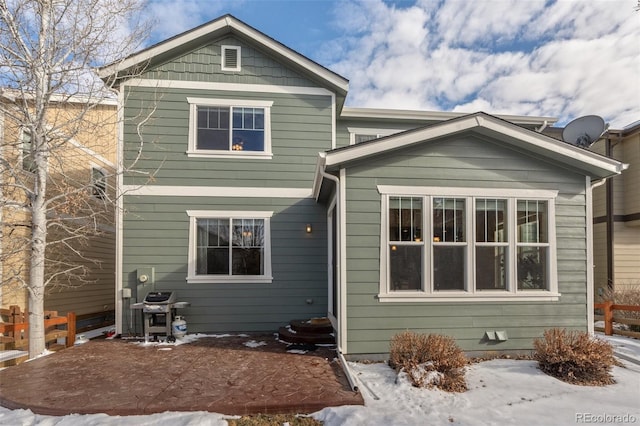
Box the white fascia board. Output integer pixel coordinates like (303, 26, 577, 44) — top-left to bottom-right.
(341, 107, 557, 127)
(325, 115, 479, 167)
(311, 153, 327, 200)
(478, 117, 626, 175)
(98, 19, 228, 78)
(228, 19, 349, 93)
(99, 16, 348, 93)
(122, 185, 312, 198)
(327, 113, 625, 177)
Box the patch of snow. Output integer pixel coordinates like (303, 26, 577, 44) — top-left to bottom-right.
(286, 349, 308, 355)
(243, 340, 267, 348)
(24, 349, 54, 362)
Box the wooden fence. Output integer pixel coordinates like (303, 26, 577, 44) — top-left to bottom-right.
(0, 305, 76, 351)
(594, 301, 640, 339)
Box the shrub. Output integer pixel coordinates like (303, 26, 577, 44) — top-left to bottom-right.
(389, 331, 467, 392)
(533, 328, 615, 386)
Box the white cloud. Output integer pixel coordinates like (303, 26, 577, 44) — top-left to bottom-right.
(330, 0, 640, 127)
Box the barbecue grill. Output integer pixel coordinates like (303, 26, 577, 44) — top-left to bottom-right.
(130, 291, 190, 342)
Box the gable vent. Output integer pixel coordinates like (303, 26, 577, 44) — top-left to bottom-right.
(222, 45, 241, 72)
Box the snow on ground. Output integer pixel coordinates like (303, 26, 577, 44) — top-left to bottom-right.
(1, 334, 639, 426)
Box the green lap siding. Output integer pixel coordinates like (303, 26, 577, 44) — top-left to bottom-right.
(122, 196, 327, 333)
(122, 87, 333, 187)
(342, 136, 589, 355)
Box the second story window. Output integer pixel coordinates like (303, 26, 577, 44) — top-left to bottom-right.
(187, 98, 273, 159)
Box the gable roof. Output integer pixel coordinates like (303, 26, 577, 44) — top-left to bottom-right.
(313, 112, 627, 198)
(98, 14, 349, 95)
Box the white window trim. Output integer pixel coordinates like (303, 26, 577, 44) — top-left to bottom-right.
(186, 210, 273, 284)
(347, 127, 402, 145)
(377, 186, 560, 302)
(221, 45, 241, 72)
(186, 97, 273, 159)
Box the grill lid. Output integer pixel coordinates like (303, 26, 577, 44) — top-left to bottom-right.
(144, 291, 176, 304)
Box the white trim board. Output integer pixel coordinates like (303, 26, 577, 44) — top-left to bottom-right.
(122, 185, 313, 198)
(123, 79, 335, 97)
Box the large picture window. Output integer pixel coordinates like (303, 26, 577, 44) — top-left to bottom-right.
(187, 211, 273, 283)
(378, 186, 559, 302)
(187, 98, 272, 159)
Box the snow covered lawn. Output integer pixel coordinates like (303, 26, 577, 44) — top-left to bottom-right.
(1, 334, 639, 426)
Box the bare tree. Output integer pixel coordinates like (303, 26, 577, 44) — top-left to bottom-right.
(0, 0, 151, 358)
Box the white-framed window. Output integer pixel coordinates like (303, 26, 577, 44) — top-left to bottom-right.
(186, 210, 273, 283)
(378, 186, 559, 302)
(91, 166, 107, 200)
(347, 127, 402, 145)
(221, 45, 241, 72)
(21, 128, 36, 173)
(187, 97, 273, 159)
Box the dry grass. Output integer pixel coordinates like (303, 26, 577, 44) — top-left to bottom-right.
(389, 331, 468, 392)
(226, 414, 322, 426)
(600, 286, 640, 331)
(533, 328, 616, 386)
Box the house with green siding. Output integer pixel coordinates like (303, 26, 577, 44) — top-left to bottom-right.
(99, 15, 626, 357)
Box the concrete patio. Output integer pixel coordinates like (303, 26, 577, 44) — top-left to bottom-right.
(0, 334, 363, 416)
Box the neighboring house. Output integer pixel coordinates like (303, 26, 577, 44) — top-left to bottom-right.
(591, 122, 640, 296)
(100, 15, 625, 357)
(0, 94, 117, 331)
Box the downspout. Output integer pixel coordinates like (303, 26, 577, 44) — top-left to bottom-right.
(605, 137, 614, 291)
(319, 160, 359, 393)
(113, 86, 125, 336)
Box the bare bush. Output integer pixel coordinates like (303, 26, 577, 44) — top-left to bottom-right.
(389, 331, 467, 392)
(533, 328, 615, 386)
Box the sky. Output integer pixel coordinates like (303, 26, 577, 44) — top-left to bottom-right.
(1, 333, 639, 425)
(141, 0, 640, 128)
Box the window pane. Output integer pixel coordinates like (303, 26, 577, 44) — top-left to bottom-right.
(433, 198, 465, 242)
(232, 129, 264, 151)
(196, 219, 230, 275)
(204, 248, 229, 275)
(254, 109, 264, 129)
(231, 219, 265, 275)
(476, 247, 506, 290)
(232, 108, 243, 128)
(389, 197, 422, 242)
(434, 246, 465, 290)
(476, 199, 506, 242)
(197, 106, 230, 150)
(517, 246, 547, 290)
(232, 248, 264, 275)
(231, 108, 265, 151)
(389, 245, 422, 291)
(517, 200, 548, 243)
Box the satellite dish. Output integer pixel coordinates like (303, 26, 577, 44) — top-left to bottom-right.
(562, 115, 608, 148)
